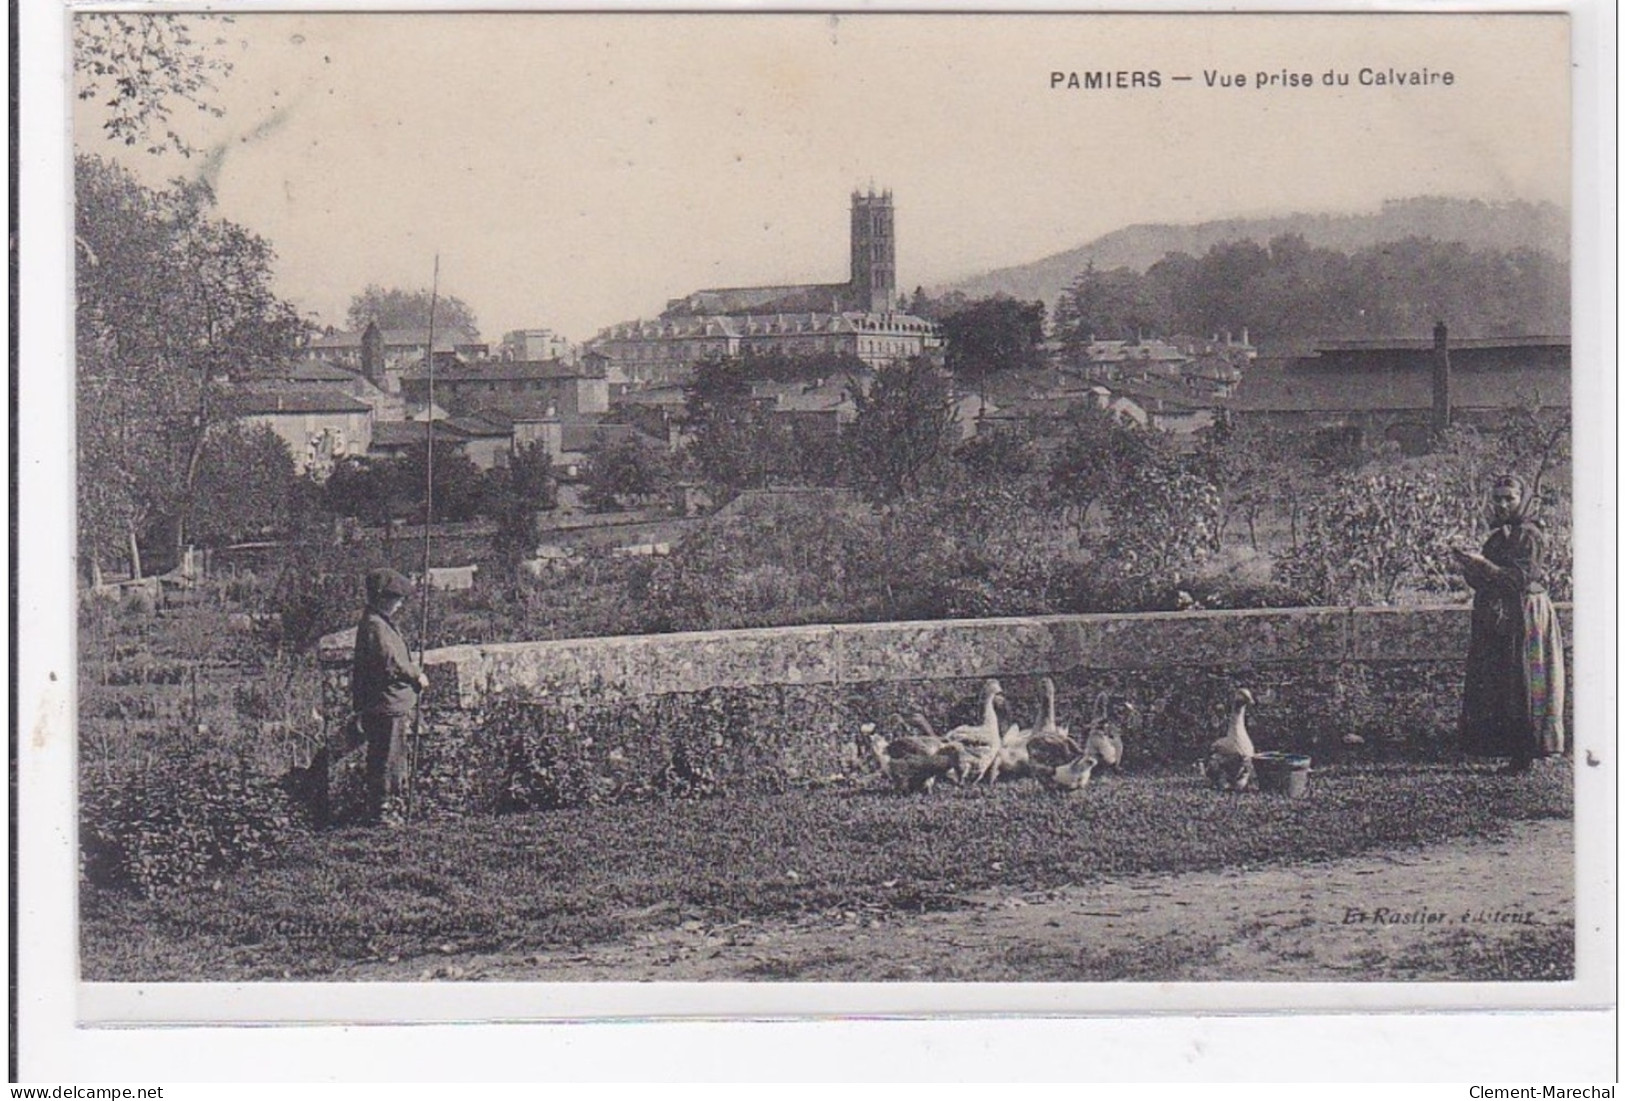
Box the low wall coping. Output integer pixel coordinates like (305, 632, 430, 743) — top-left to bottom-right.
(317, 603, 1572, 712)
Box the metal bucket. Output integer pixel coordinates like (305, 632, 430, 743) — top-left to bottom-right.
(1253, 752, 1312, 797)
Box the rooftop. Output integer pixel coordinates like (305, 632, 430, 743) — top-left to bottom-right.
(469, 397, 573, 425)
(244, 360, 363, 384)
(309, 327, 484, 352)
(400, 358, 601, 382)
(370, 420, 474, 447)
(1226, 358, 1571, 414)
(228, 386, 372, 416)
(1312, 335, 1570, 354)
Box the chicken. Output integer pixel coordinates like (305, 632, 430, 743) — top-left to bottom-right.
(1203, 688, 1256, 791)
(864, 715, 962, 794)
(943, 678, 1007, 784)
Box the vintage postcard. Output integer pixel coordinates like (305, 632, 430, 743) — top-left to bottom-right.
(16, 0, 1615, 1080)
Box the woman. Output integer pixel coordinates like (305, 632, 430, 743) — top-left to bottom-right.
(1451, 474, 1566, 773)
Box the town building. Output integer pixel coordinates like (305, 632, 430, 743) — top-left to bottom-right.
(227, 385, 374, 478)
(585, 188, 940, 385)
(1224, 327, 1569, 453)
(500, 328, 577, 363)
(466, 398, 659, 479)
(1062, 331, 1253, 397)
(398, 358, 609, 418)
(441, 415, 517, 470)
(305, 322, 489, 394)
(235, 358, 407, 421)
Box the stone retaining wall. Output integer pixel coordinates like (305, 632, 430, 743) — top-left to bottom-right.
(315, 605, 1574, 823)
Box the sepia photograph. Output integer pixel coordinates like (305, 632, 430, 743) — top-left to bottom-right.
(36, 2, 1610, 1052)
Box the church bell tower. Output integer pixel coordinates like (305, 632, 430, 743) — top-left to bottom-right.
(850, 188, 896, 314)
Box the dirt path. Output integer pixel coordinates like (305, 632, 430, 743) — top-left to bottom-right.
(343, 818, 1572, 983)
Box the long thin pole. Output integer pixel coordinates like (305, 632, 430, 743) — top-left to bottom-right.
(418, 255, 440, 665)
(408, 257, 439, 826)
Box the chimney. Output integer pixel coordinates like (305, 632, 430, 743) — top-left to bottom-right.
(1432, 321, 1451, 433)
(361, 321, 383, 386)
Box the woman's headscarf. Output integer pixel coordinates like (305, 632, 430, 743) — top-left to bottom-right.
(1490, 472, 1535, 528)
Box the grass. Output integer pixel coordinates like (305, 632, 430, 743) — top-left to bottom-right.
(80, 760, 1572, 981)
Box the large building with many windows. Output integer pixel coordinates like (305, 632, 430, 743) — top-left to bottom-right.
(585, 189, 939, 386)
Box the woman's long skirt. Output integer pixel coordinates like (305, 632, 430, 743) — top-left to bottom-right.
(1460, 592, 1567, 759)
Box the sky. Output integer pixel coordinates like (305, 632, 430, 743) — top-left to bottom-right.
(73, 10, 1571, 345)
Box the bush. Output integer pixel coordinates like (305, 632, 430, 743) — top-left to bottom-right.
(643, 491, 885, 631)
(1274, 469, 1472, 605)
(81, 753, 308, 898)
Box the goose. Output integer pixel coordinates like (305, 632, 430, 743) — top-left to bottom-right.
(1083, 691, 1133, 772)
(943, 678, 1006, 784)
(1032, 676, 1070, 742)
(992, 699, 1034, 781)
(1203, 688, 1256, 791)
(1040, 750, 1101, 792)
(1023, 693, 1095, 790)
(864, 716, 961, 794)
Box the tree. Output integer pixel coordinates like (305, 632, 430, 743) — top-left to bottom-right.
(187, 423, 298, 547)
(845, 357, 958, 502)
(904, 288, 970, 322)
(1046, 401, 1168, 541)
(681, 358, 787, 492)
(346, 285, 480, 337)
(1194, 413, 1302, 551)
(1099, 462, 1222, 601)
(75, 153, 303, 574)
(489, 443, 558, 567)
(397, 442, 485, 523)
(1052, 264, 1170, 347)
(323, 456, 409, 526)
(73, 12, 234, 157)
(583, 436, 670, 511)
(938, 297, 1047, 404)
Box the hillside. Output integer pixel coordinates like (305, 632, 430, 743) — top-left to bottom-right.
(938, 197, 1569, 308)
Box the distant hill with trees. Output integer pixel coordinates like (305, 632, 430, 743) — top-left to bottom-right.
(936, 197, 1570, 340)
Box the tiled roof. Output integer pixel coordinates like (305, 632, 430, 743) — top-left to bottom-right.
(469, 397, 570, 425)
(248, 360, 361, 383)
(981, 392, 1103, 422)
(613, 385, 689, 408)
(308, 327, 483, 352)
(1312, 335, 1570, 353)
(400, 358, 592, 382)
(665, 283, 848, 317)
(1104, 379, 1222, 413)
(441, 414, 514, 438)
(369, 420, 474, 447)
(229, 386, 371, 415)
(560, 421, 633, 453)
(1226, 360, 1570, 414)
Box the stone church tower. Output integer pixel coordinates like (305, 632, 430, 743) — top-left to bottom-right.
(849, 188, 896, 313)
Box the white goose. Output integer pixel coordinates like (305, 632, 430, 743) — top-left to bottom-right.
(1203, 688, 1256, 791)
(1042, 750, 1101, 792)
(943, 678, 1006, 784)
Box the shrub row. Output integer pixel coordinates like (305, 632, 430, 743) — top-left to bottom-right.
(81, 754, 310, 898)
